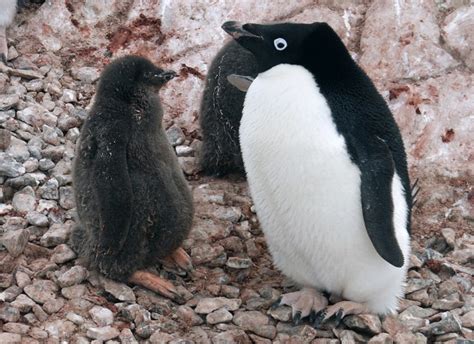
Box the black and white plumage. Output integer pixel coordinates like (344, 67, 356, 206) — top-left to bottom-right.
(71, 55, 194, 300)
(199, 40, 257, 176)
(223, 21, 413, 324)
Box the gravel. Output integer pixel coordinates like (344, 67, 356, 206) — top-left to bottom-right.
(0, 2, 472, 343)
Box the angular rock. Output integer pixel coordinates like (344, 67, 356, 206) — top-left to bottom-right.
(38, 178, 59, 200)
(0, 333, 21, 344)
(24, 279, 58, 304)
(26, 211, 49, 227)
(12, 186, 36, 212)
(212, 329, 251, 344)
(52, 244, 76, 264)
(101, 277, 136, 302)
(61, 284, 87, 299)
(443, 6, 474, 70)
(89, 305, 114, 327)
(42, 297, 65, 314)
(368, 333, 393, 344)
(3, 322, 30, 334)
(15, 270, 31, 288)
(233, 311, 276, 339)
(191, 244, 225, 265)
(207, 308, 233, 325)
(0, 153, 25, 177)
(343, 314, 382, 334)
(195, 297, 242, 314)
(40, 223, 71, 247)
(59, 186, 75, 209)
(86, 326, 120, 341)
(226, 257, 252, 269)
(421, 312, 462, 336)
(119, 328, 139, 344)
(149, 330, 173, 343)
(71, 66, 100, 83)
(1, 228, 30, 257)
(268, 306, 292, 322)
(176, 305, 203, 326)
(166, 125, 185, 146)
(0, 303, 21, 322)
(0, 94, 20, 111)
(57, 266, 87, 288)
(6, 137, 30, 162)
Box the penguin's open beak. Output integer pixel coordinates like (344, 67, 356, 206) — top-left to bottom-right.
(222, 21, 262, 40)
(159, 70, 177, 82)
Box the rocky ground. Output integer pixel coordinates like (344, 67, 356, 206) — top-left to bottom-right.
(1, 1, 473, 343)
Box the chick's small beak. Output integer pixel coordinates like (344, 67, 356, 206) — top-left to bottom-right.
(222, 21, 262, 40)
(160, 70, 177, 81)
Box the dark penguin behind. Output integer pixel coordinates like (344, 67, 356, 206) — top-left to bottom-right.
(199, 40, 258, 176)
(71, 56, 194, 289)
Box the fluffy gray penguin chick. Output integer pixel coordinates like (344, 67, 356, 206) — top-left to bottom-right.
(71, 55, 194, 300)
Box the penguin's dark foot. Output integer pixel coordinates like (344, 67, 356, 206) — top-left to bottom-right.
(161, 247, 193, 272)
(277, 288, 328, 325)
(129, 270, 180, 301)
(312, 300, 369, 328)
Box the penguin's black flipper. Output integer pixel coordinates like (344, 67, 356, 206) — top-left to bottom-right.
(93, 130, 132, 254)
(351, 135, 404, 268)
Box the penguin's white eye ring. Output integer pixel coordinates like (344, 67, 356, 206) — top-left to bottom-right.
(274, 38, 287, 51)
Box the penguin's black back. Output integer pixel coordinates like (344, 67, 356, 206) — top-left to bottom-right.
(199, 40, 258, 176)
(71, 56, 193, 281)
(300, 25, 412, 232)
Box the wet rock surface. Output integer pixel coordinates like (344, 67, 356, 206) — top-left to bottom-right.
(0, 1, 472, 343)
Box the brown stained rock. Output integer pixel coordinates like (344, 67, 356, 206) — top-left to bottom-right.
(212, 329, 251, 344)
(343, 314, 382, 335)
(443, 6, 474, 71)
(176, 305, 204, 326)
(1, 228, 30, 258)
(360, 0, 458, 81)
(368, 333, 394, 344)
(206, 308, 233, 325)
(23, 279, 58, 304)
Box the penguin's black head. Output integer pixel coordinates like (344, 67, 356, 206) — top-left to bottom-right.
(222, 21, 355, 78)
(97, 55, 176, 98)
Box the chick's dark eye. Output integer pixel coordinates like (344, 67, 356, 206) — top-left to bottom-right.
(274, 38, 287, 51)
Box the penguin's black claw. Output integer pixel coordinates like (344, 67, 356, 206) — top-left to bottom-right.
(334, 308, 345, 327)
(270, 297, 282, 309)
(309, 310, 317, 324)
(312, 309, 327, 329)
(0, 53, 7, 65)
(293, 311, 302, 326)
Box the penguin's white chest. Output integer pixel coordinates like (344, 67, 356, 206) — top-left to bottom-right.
(240, 64, 409, 314)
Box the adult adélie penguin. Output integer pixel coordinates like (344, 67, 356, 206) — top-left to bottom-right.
(222, 21, 413, 326)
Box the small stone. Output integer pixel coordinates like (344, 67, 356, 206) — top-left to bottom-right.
(207, 308, 233, 324)
(15, 270, 31, 288)
(40, 223, 71, 247)
(89, 305, 114, 326)
(226, 257, 252, 269)
(59, 186, 75, 209)
(195, 297, 242, 314)
(149, 330, 173, 343)
(432, 296, 464, 311)
(461, 310, 474, 329)
(61, 89, 77, 103)
(451, 248, 474, 264)
(10, 294, 36, 313)
(61, 284, 87, 299)
(221, 285, 240, 298)
(422, 312, 462, 336)
(99, 277, 136, 302)
(6, 137, 30, 162)
(66, 312, 85, 325)
(0, 333, 21, 344)
(3, 322, 30, 334)
(175, 145, 194, 157)
(212, 329, 251, 344)
(443, 6, 474, 70)
(24, 79, 44, 92)
(0, 286, 22, 302)
(26, 211, 49, 227)
(343, 314, 382, 334)
(0, 94, 20, 110)
(29, 327, 48, 340)
(31, 304, 48, 321)
(1, 228, 30, 257)
(166, 125, 185, 146)
(441, 228, 456, 248)
(24, 279, 58, 304)
(176, 305, 203, 326)
(12, 186, 36, 212)
(52, 244, 77, 264)
(23, 158, 39, 173)
(42, 297, 65, 314)
(43, 319, 76, 339)
(87, 326, 120, 341)
(405, 278, 432, 294)
(191, 244, 225, 265)
(0, 303, 20, 322)
(0, 273, 13, 288)
(178, 156, 200, 175)
(38, 178, 59, 200)
(233, 311, 276, 339)
(368, 333, 393, 344)
(38, 158, 55, 171)
(0, 153, 26, 177)
(0, 128, 11, 150)
(71, 66, 101, 83)
(268, 305, 292, 322)
(57, 265, 88, 287)
(119, 328, 139, 344)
